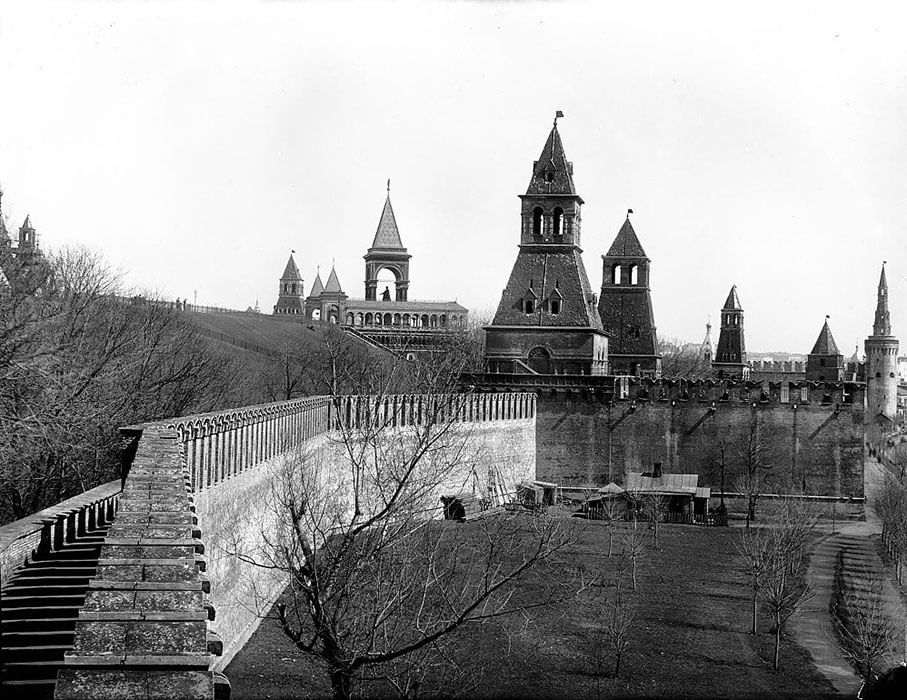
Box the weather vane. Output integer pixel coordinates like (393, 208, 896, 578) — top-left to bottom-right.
(553, 110, 564, 126)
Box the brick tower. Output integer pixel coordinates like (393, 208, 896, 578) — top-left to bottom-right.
(273, 253, 304, 315)
(711, 285, 749, 378)
(806, 317, 843, 381)
(597, 214, 660, 376)
(364, 182, 411, 302)
(865, 263, 899, 422)
(484, 115, 608, 375)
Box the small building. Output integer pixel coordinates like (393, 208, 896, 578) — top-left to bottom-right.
(583, 482, 631, 520)
(625, 470, 711, 519)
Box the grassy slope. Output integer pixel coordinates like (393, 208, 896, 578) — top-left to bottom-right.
(226, 515, 837, 699)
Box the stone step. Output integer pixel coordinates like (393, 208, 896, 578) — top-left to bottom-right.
(1, 629, 76, 646)
(2, 593, 86, 608)
(6, 575, 93, 588)
(0, 605, 82, 620)
(2, 659, 63, 681)
(1, 643, 71, 662)
(1, 617, 79, 632)
(0, 678, 56, 700)
(2, 583, 90, 597)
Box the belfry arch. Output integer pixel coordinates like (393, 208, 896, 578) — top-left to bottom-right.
(364, 185, 411, 301)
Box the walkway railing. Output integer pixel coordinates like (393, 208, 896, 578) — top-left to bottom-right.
(0, 480, 120, 588)
(121, 392, 536, 496)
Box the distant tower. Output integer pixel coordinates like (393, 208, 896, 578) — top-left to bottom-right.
(865, 263, 899, 423)
(304, 268, 325, 320)
(484, 114, 608, 375)
(712, 285, 749, 378)
(0, 185, 8, 241)
(319, 266, 348, 324)
(597, 213, 660, 376)
(364, 182, 411, 301)
(273, 252, 304, 315)
(806, 317, 843, 381)
(699, 320, 713, 367)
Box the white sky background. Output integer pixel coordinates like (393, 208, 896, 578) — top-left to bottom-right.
(1, 1, 906, 355)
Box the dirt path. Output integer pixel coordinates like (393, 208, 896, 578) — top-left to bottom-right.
(792, 459, 907, 697)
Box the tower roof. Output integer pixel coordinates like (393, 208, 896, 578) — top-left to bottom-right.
(526, 124, 578, 196)
(605, 216, 648, 258)
(281, 253, 301, 281)
(324, 266, 344, 294)
(810, 318, 841, 355)
(309, 271, 324, 297)
(370, 195, 405, 250)
(873, 262, 892, 336)
(21, 215, 32, 231)
(722, 285, 742, 311)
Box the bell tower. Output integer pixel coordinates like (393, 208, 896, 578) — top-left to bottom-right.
(484, 113, 608, 376)
(273, 252, 304, 315)
(364, 181, 411, 302)
(865, 263, 898, 423)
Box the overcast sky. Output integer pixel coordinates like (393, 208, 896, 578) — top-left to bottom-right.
(1, 1, 906, 355)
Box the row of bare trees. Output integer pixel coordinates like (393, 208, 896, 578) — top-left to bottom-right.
(0, 246, 262, 523)
(736, 500, 816, 670)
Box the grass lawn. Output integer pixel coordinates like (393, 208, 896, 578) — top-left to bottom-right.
(226, 511, 838, 699)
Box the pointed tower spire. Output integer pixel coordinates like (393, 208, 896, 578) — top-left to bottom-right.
(598, 213, 659, 376)
(0, 183, 7, 239)
(324, 266, 344, 294)
(485, 117, 608, 376)
(273, 252, 304, 316)
(712, 285, 748, 378)
(865, 262, 899, 423)
(807, 316, 843, 380)
(873, 262, 891, 336)
(309, 269, 324, 297)
(365, 183, 411, 301)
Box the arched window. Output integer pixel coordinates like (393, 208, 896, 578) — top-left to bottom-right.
(430, 314, 438, 328)
(346, 312, 354, 325)
(440, 314, 447, 327)
(375, 313, 382, 326)
(393, 313, 401, 326)
(532, 207, 543, 236)
(312, 309, 321, 321)
(553, 207, 563, 236)
(421, 314, 429, 328)
(524, 299, 535, 314)
(527, 346, 551, 374)
(629, 265, 638, 285)
(612, 264, 622, 284)
(365, 313, 373, 325)
(384, 313, 392, 326)
(550, 300, 561, 315)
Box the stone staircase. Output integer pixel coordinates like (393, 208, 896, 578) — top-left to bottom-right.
(1, 520, 111, 699)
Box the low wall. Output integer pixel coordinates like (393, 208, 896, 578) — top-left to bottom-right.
(0, 480, 120, 589)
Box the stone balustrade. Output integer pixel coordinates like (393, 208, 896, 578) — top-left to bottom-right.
(0, 480, 121, 589)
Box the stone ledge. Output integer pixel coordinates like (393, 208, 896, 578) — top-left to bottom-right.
(78, 610, 209, 621)
(90, 580, 206, 592)
(55, 668, 214, 700)
(63, 654, 213, 667)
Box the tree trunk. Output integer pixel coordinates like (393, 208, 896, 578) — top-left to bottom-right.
(751, 580, 758, 635)
(773, 613, 781, 670)
(632, 558, 637, 591)
(608, 528, 613, 558)
(614, 650, 621, 678)
(330, 667, 354, 700)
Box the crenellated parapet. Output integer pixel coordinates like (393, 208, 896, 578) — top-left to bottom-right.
(466, 373, 865, 413)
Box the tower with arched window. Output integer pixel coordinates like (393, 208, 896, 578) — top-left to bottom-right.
(364, 191, 411, 302)
(865, 263, 898, 423)
(711, 285, 749, 378)
(597, 214, 660, 376)
(273, 253, 305, 315)
(484, 116, 608, 376)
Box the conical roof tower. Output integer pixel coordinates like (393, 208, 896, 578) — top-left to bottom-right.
(273, 252, 305, 315)
(484, 114, 608, 376)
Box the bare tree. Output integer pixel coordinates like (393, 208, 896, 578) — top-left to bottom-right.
(758, 501, 817, 670)
(736, 522, 770, 635)
(657, 337, 708, 379)
(734, 414, 774, 528)
(240, 346, 574, 700)
(620, 520, 647, 592)
(834, 558, 896, 683)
